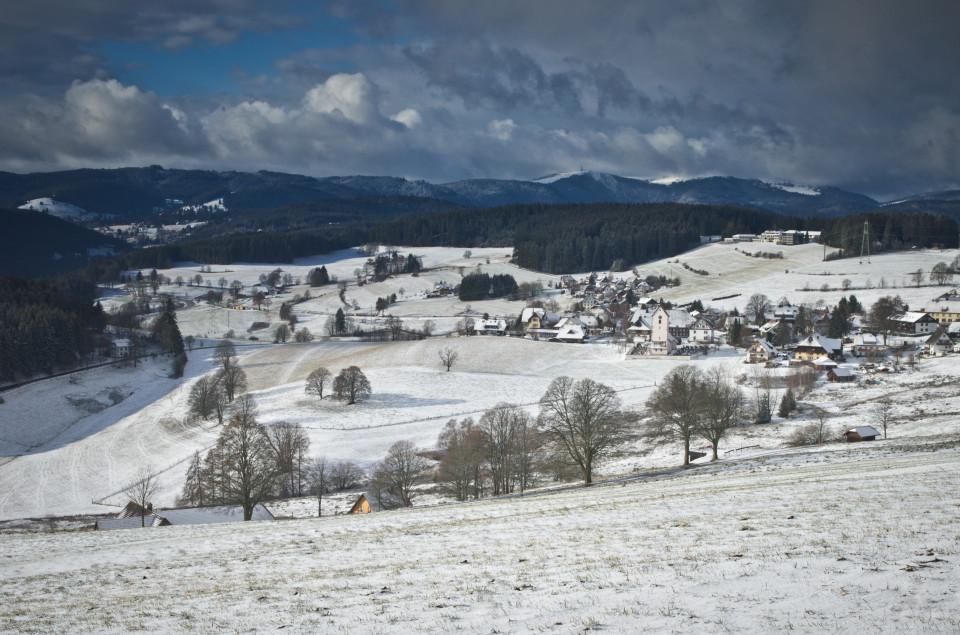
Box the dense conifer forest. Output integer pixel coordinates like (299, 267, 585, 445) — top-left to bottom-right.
(0, 276, 106, 382)
(819, 212, 958, 254)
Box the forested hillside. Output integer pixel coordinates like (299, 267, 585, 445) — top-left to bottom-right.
(0, 208, 127, 278)
(367, 202, 816, 273)
(0, 276, 105, 382)
(819, 212, 958, 254)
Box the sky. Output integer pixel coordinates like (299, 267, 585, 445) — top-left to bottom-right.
(0, 0, 958, 201)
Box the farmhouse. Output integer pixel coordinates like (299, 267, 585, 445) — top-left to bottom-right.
(689, 317, 716, 343)
(827, 367, 855, 383)
(746, 339, 777, 364)
(923, 306, 960, 325)
(473, 318, 508, 335)
(890, 311, 939, 335)
(842, 426, 880, 441)
(110, 338, 132, 357)
(924, 329, 953, 355)
(555, 323, 587, 343)
(794, 334, 843, 362)
(851, 333, 890, 357)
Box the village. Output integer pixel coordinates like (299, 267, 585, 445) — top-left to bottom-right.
(5, 238, 943, 538)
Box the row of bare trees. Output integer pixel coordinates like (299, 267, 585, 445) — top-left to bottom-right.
(178, 397, 310, 519)
(186, 340, 249, 423)
(433, 378, 634, 501)
(645, 366, 746, 464)
(305, 365, 372, 404)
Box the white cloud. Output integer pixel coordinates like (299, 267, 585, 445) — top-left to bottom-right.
(390, 108, 422, 128)
(487, 118, 516, 141)
(303, 73, 380, 124)
(644, 126, 685, 155)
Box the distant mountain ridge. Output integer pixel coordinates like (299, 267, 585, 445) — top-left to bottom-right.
(1, 166, 949, 219)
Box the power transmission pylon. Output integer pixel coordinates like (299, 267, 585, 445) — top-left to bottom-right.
(859, 220, 870, 264)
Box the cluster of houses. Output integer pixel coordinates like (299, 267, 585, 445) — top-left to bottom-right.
(743, 299, 960, 382)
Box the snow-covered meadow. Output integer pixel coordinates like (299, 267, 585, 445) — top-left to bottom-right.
(0, 436, 957, 632)
(1, 243, 960, 525)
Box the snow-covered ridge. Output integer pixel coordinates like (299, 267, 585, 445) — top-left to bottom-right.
(767, 182, 821, 196)
(18, 197, 87, 218)
(531, 171, 585, 184)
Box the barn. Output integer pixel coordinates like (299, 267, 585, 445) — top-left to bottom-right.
(842, 426, 881, 442)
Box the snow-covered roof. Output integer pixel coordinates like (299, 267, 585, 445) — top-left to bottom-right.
(97, 515, 169, 530)
(844, 425, 880, 437)
(556, 324, 586, 341)
(895, 312, 933, 323)
(751, 339, 776, 354)
(830, 367, 854, 377)
(157, 504, 275, 525)
(691, 317, 715, 330)
(797, 334, 842, 354)
(521, 307, 544, 322)
(474, 318, 507, 331)
(813, 356, 838, 367)
(853, 333, 888, 347)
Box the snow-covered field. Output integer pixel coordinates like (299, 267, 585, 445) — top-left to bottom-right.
(0, 436, 957, 632)
(2, 244, 960, 525)
(17, 197, 87, 218)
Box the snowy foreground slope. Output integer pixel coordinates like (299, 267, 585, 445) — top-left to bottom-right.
(1, 438, 958, 632)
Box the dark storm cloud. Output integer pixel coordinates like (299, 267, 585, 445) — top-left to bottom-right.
(1, 0, 958, 199)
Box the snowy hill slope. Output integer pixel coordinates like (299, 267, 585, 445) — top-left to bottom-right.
(17, 197, 87, 218)
(2, 244, 960, 521)
(0, 438, 957, 632)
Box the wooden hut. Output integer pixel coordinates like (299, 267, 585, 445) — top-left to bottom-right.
(842, 426, 880, 442)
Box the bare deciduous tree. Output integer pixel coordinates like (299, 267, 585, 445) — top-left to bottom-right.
(538, 377, 630, 484)
(308, 456, 328, 517)
(266, 421, 310, 497)
(871, 399, 894, 439)
(330, 460, 364, 491)
(746, 293, 772, 325)
(305, 366, 332, 399)
(187, 376, 221, 421)
(124, 467, 159, 527)
(699, 366, 746, 461)
(479, 403, 523, 496)
(911, 269, 924, 287)
(215, 364, 247, 402)
(436, 418, 484, 501)
(214, 339, 237, 369)
(931, 262, 953, 286)
(333, 366, 372, 404)
(439, 347, 459, 372)
(646, 365, 703, 466)
(373, 440, 430, 508)
(217, 406, 277, 520)
(809, 406, 831, 445)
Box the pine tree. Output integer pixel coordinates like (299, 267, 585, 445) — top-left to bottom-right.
(727, 320, 742, 347)
(153, 297, 185, 355)
(334, 308, 346, 334)
(778, 388, 796, 418)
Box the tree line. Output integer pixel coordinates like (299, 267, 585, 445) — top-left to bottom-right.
(0, 276, 106, 382)
(819, 211, 958, 254)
